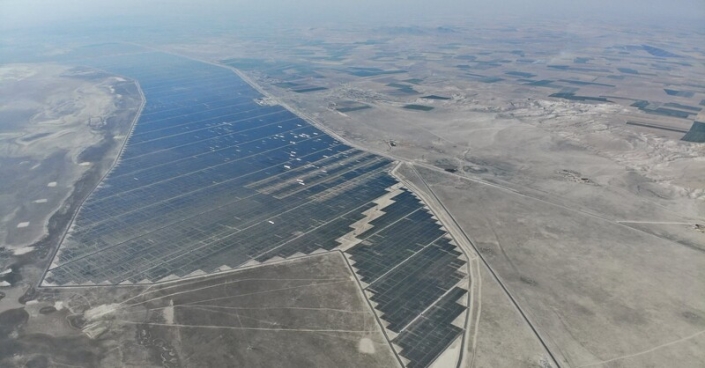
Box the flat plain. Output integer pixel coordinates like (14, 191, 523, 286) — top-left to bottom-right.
(157, 17, 705, 367)
(0, 16, 703, 368)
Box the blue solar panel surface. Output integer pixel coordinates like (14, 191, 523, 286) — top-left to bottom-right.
(43, 51, 468, 368)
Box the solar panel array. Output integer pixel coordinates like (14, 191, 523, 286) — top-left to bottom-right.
(393, 287, 468, 368)
(42, 51, 467, 367)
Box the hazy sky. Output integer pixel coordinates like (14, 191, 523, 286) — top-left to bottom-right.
(1, 0, 704, 31)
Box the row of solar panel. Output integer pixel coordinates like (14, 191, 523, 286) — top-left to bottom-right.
(344, 189, 467, 367)
(74, 136, 349, 227)
(393, 287, 467, 368)
(68, 155, 391, 248)
(52, 160, 394, 282)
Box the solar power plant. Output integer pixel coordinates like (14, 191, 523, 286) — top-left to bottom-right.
(41, 51, 468, 367)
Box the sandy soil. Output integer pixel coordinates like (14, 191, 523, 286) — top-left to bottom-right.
(0, 252, 400, 368)
(419, 166, 705, 367)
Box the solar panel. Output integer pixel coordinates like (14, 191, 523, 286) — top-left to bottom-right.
(42, 51, 469, 368)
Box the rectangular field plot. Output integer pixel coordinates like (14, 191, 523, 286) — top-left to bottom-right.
(122, 252, 401, 368)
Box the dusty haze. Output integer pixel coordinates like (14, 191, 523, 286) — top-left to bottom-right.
(2, 0, 704, 32)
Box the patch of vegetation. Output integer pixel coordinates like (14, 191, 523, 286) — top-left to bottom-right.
(479, 77, 503, 83)
(403, 104, 434, 111)
(549, 92, 611, 103)
(505, 71, 535, 78)
(387, 82, 409, 88)
(274, 82, 301, 89)
(663, 102, 701, 112)
(618, 67, 639, 74)
(526, 79, 553, 86)
(559, 79, 615, 88)
(387, 83, 418, 95)
(293, 86, 328, 93)
(456, 55, 477, 61)
(337, 105, 371, 113)
(664, 89, 694, 98)
(642, 44, 680, 58)
(631, 100, 693, 119)
(354, 39, 386, 45)
(347, 67, 406, 77)
(631, 100, 650, 109)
